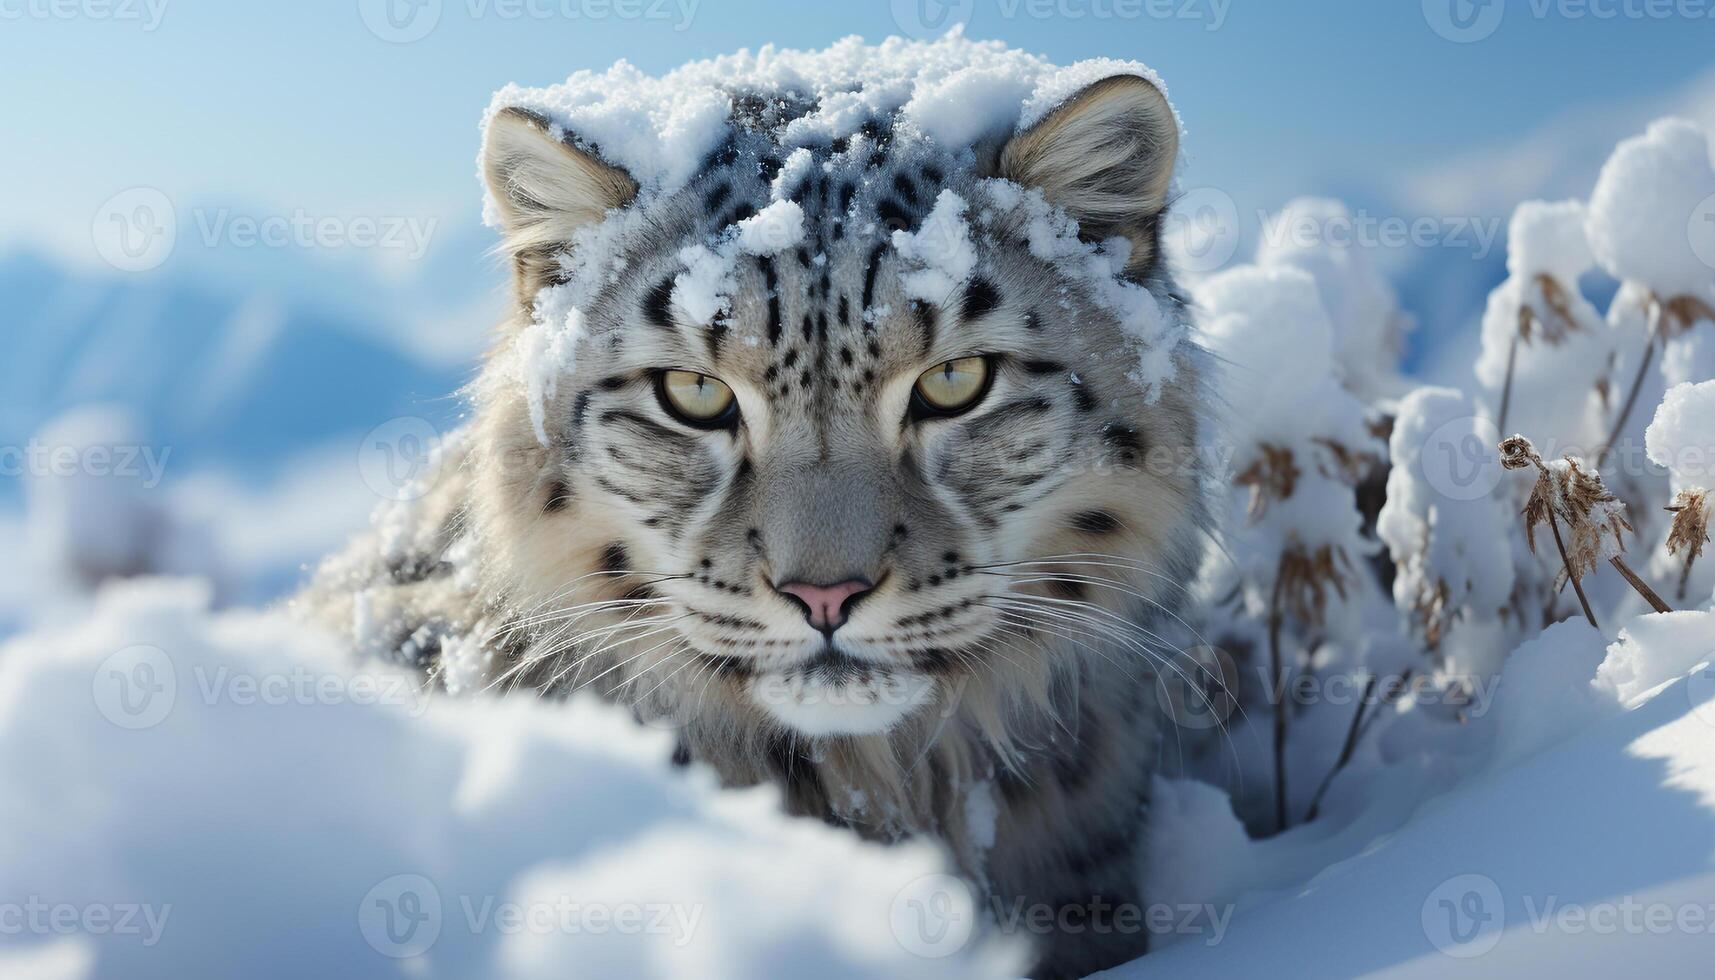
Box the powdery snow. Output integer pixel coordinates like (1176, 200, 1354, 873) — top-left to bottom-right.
(1586, 117, 1715, 299)
(0, 581, 1024, 979)
(1645, 380, 1715, 491)
(479, 30, 1181, 212)
(890, 189, 976, 302)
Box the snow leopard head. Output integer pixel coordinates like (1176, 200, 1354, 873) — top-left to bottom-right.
(469, 71, 1209, 739)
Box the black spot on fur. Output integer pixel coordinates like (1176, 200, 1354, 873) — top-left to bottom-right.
(961, 277, 1002, 321)
(543, 481, 572, 513)
(892, 172, 920, 206)
(702, 183, 731, 213)
(861, 243, 887, 313)
(1102, 422, 1145, 465)
(763, 259, 782, 346)
(1072, 384, 1098, 413)
(1022, 360, 1064, 375)
(598, 375, 628, 390)
(571, 391, 592, 428)
(875, 198, 911, 233)
(599, 543, 631, 575)
(1071, 510, 1121, 534)
(913, 300, 937, 355)
(1024, 310, 1043, 331)
(642, 278, 675, 330)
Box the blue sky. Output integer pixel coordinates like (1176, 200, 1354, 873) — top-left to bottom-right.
(5, 0, 1714, 268)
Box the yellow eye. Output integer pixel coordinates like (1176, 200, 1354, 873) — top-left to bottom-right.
(913, 356, 991, 415)
(658, 370, 737, 427)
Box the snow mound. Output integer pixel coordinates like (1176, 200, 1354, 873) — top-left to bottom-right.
(479, 30, 1178, 213)
(0, 581, 1021, 979)
(1646, 379, 1715, 490)
(1586, 117, 1715, 299)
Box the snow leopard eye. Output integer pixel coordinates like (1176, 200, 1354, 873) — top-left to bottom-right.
(911, 356, 993, 418)
(657, 370, 738, 429)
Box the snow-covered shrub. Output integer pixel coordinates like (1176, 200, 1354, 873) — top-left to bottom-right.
(1646, 380, 1715, 605)
(1255, 197, 1411, 403)
(1376, 387, 1516, 677)
(1475, 200, 1615, 451)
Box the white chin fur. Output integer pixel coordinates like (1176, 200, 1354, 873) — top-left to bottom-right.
(749, 670, 938, 736)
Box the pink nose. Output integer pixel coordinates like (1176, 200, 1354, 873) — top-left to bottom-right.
(777, 579, 874, 634)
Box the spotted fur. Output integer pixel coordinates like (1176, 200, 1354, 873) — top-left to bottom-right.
(300, 71, 1211, 978)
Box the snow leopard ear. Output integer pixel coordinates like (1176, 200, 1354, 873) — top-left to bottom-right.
(483, 106, 640, 308)
(999, 74, 1178, 277)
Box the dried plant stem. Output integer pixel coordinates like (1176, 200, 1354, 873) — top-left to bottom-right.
(1609, 556, 1673, 613)
(1547, 511, 1599, 629)
(1268, 569, 1289, 834)
(1596, 300, 1660, 469)
(1303, 674, 1377, 824)
(1497, 332, 1520, 435)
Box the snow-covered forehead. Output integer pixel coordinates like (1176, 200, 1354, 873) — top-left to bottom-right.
(479, 29, 1178, 211)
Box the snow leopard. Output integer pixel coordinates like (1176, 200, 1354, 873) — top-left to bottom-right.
(301, 66, 1212, 978)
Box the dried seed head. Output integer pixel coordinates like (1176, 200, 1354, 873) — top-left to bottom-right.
(1660, 293, 1715, 337)
(1277, 542, 1354, 628)
(1236, 443, 1300, 522)
(1666, 488, 1711, 569)
(1517, 273, 1580, 345)
(1499, 434, 1542, 472)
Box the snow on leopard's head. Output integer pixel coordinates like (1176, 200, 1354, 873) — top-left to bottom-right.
(467, 34, 1210, 739)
